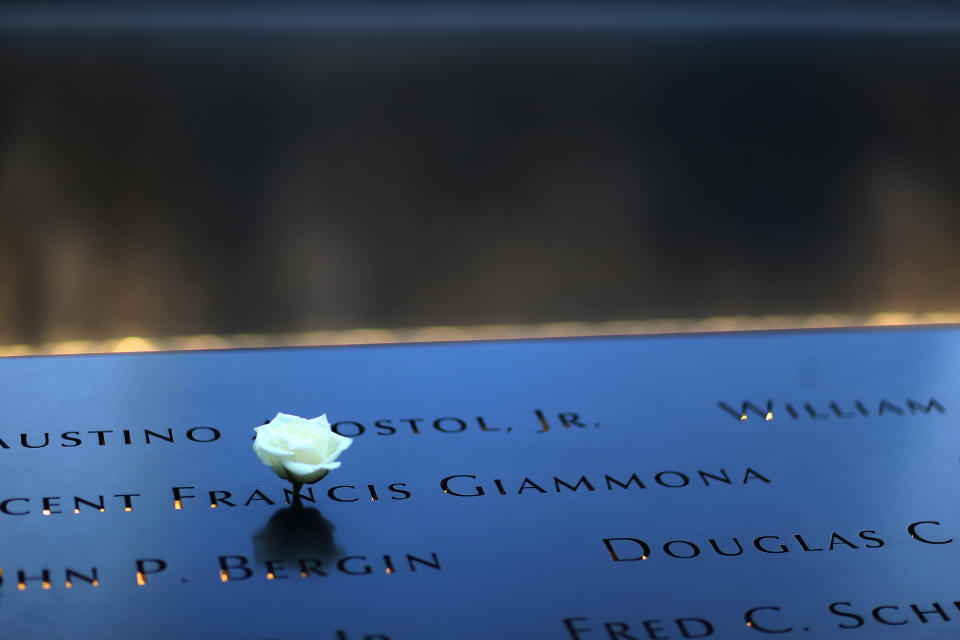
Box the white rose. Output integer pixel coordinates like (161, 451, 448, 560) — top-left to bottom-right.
(253, 413, 352, 485)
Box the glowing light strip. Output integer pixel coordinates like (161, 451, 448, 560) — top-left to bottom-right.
(2, 5, 960, 33)
(2, 312, 960, 357)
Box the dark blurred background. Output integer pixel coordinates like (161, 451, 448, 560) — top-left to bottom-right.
(2, 2, 960, 346)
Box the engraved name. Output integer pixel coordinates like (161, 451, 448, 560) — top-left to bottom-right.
(564, 595, 960, 637)
(0, 552, 441, 591)
(0, 409, 598, 452)
(440, 468, 770, 497)
(564, 616, 714, 640)
(602, 519, 955, 562)
(0, 467, 769, 516)
(830, 598, 960, 630)
(718, 397, 944, 422)
(0, 426, 221, 450)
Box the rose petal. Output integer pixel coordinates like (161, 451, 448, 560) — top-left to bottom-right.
(254, 445, 280, 468)
(290, 446, 331, 465)
(254, 426, 286, 449)
(283, 460, 339, 484)
(282, 460, 324, 474)
(309, 414, 330, 429)
(257, 442, 296, 459)
(331, 435, 352, 458)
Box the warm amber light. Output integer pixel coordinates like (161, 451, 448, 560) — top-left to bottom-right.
(219, 570, 229, 583)
(92, 579, 100, 587)
(210, 504, 217, 509)
(266, 572, 275, 580)
(739, 415, 747, 421)
(765, 411, 773, 421)
(124, 507, 132, 512)
(41, 509, 51, 516)
(42, 580, 51, 590)
(17, 583, 26, 591)
(99, 508, 104, 512)
(174, 499, 183, 510)
(385, 568, 393, 574)
(65, 580, 73, 589)
(641, 555, 648, 560)
(136, 572, 146, 586)
(74, 508, 80, 514)
(300, 571, 308, 578)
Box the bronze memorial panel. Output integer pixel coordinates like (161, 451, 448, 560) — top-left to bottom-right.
(0, 327, 957, 638)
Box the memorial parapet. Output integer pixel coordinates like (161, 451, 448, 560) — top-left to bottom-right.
(0, 327, 957, 638)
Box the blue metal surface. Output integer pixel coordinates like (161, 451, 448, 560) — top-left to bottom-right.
(0, 327, 958, 638)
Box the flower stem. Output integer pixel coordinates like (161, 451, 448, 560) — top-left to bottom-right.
(291, 481, 303, 508)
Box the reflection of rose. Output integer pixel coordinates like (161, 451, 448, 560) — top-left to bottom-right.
(253, 506, 341, 565)
(253, 413, 352, 486)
